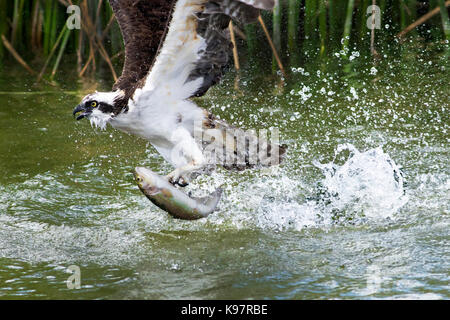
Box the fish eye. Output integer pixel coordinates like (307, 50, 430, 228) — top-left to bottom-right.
(90, 101, 98, 108)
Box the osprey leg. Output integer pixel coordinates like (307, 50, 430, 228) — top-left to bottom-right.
(166, 127, 206, 187)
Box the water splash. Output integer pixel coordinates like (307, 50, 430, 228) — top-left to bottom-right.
(313, 144, 408, 221)
(0, 144, 409, 265)
(243, 144, 408, 231)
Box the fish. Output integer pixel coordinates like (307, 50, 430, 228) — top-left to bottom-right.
(134, 167, 223, 220)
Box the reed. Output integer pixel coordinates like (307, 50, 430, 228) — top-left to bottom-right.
(43, 0, 54, 56)
(304, 0, 317, 42)
(358, 0, 370, 46)
(379, 0, 387, 30)
(329, 0, 345, 45)
(1, 0, 449, 79)
(318, 0, 327, 58)
(0, 0, 7, 65)
(342, 0, 356, 56)
(407, 1, 418, 38)
(272, 0, 282, 72)
(11, 0, 25, 49)
(438, 0, 450, 40)
(399, 0, 407, 30)
(244, 23, 257, 62)
(287, 0, 300, 66)
(51, 28, 71, 81)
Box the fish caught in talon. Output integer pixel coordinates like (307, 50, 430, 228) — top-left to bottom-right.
(175, 180, 189, 187)
(167, 174, 189, 188)
(134, 167, 222, 220)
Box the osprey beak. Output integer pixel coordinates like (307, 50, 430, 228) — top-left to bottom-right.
(73, 104, 90, 121)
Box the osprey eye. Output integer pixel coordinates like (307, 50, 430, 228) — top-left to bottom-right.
(91, 101, 98, 108)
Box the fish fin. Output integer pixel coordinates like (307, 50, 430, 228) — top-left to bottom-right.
(192, 188, 223, 208)
(146, 186, 161, 196)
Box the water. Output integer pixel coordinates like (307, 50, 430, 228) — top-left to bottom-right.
(0, 49, 448, 299)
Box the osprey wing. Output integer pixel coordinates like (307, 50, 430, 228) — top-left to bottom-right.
(108, 0, 175, 99)
(140, 0, 275, 101)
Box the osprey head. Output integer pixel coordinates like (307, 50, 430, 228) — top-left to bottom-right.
(73, 91, 125, 129)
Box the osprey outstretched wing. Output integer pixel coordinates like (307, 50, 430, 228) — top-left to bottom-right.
(73, 0, 285, 186)
(111, 0, 274, 104)
(108, 0, 175, 111)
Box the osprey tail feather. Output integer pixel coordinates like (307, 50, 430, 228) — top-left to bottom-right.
(199, 113, 287, 171)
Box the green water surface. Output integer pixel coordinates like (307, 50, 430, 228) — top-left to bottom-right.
(0, 47, 448, 299)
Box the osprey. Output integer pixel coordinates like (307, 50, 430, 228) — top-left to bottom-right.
(73, 0, 285, 186)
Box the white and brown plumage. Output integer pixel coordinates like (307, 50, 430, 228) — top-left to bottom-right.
(73, 0, 285, 186)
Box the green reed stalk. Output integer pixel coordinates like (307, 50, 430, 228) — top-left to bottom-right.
(399, 0, 407, 30)
(37, 24, 68, 82)
(245, 24, 257, 62)
(11, 0, 18, 46)
(430, 0, 446, 41)
(379, 0, 386, 32)
(408, 0, 417, 23)
(287, 0, 300, 66)
(49, 3, 59, 54)
(329, 0, 337, 42)
(43, 0, 54, 55)
(429, 0, 439, 10)
(304, 0, 317, 41)
(359, 0, 370, 42)
(342, 0, 356, 56)
(11, 0, 25, 49)
(272, 0, 282, 72)
(329, 0, 345, 45)
(318, 0, 327, 58)
(51, 28, 71, 81)
(0, 0, 7, 65)
(438, 0, 450, 40)
(23, 0, 33, 53)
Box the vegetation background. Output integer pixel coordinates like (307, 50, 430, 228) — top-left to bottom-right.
(0, 0, 449, 83)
